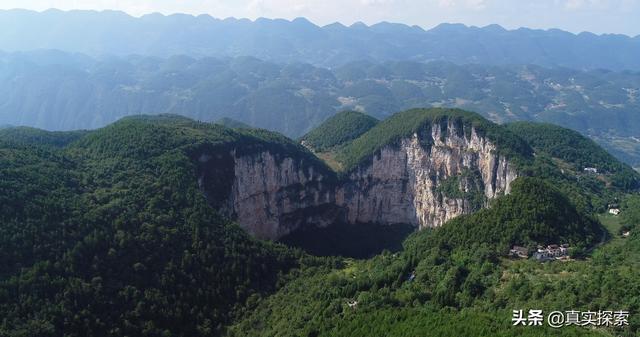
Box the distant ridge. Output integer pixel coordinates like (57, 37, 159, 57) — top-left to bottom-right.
(216, 117, 252, 129)
(2, 51, 640, 165)
(0, 9, 639, 70)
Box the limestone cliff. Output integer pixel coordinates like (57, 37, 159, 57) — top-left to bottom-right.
(198, 119, 519, 240)
(197, 149, 342, 240)
(336, 120, 518, 230)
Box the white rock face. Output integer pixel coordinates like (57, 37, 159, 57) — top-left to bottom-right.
(336, 121, 518, 230)
(199, 121, 518, 239)
(221, 151, 339, 240)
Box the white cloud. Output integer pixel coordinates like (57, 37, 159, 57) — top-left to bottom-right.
(564, 0, 611, 11)
(437, 0, 486, 10)
(565, 0, 583, 9)
(466, 0, 486, 10)
(360, 0, 396, 5)
(438, 0, 456, 8)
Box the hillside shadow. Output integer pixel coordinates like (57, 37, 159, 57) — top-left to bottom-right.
(279, 222, 415, 259)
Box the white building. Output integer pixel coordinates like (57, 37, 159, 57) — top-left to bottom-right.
(534, 244, 569, 261)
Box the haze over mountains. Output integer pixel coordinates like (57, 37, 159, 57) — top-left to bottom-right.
(1, 9, 639, 167)
(1, 9, 640, 70)
(2, 50, 639, 165)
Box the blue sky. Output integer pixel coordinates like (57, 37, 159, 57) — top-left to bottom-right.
(1, 0, 639, 36)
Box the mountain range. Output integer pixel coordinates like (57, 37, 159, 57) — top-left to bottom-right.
(2, 50, 639, 166)
(1, 9, 640, 70)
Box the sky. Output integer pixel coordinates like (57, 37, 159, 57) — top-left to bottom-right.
(0, 0, 639, 36)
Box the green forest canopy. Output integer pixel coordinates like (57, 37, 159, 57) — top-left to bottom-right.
(0, 111, 638, 336)
(300, 110, 379, 152)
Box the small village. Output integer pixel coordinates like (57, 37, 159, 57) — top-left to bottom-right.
(508, 203, 634, 262)
(509, 244, 571, 262)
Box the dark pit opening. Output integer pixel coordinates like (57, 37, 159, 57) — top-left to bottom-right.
(279, 222, 415, 259)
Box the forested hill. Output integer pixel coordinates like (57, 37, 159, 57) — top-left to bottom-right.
(0, 116, 332, 336)
(0, 126, 88, 148)
(1, 9, 639, 71)
(216, 117, 253, 129)
(508, 122, 640, 190)
(229, 177, 611, 337)
(301, 109, 638, 216)
(300, 111, 379, 152)
(0, 113, 637, 336)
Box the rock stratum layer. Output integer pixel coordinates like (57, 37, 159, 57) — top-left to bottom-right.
(198, 120, 518, 240)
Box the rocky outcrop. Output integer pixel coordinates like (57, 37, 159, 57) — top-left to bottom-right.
(336, 121, 517, 230)
(197, 150, 342, 240)
(198, 120, 518, 240)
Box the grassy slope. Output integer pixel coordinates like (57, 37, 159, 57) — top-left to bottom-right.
(598, 214, 625, 247)
(410, 177, 602, 252)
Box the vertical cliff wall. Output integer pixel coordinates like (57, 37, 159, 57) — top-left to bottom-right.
(197, 120, 519, 240)
(336, 121, 518, 230)
(197, 149, 342, 240)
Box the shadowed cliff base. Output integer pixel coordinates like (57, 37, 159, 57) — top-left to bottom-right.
(279, 222, 415, 259)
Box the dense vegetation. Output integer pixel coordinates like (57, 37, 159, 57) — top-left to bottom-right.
(0, 126, 88, 148)
(304, 109, 637, 215)
(2, 51, 640, 166)
(508, 122, 640, 190)
(215, 117, 253, 129)
(0, 116, 336, 336)
(335, 108, 532, 171)
(421, 178, 602, 253)
(230, 177, 611, 337)
(300, 111, 378, 152)
(230, 112, 636, 337)
(1, 112, 637, 337)
(621, 195, 640, 231)
(434, 169, 486, 211)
